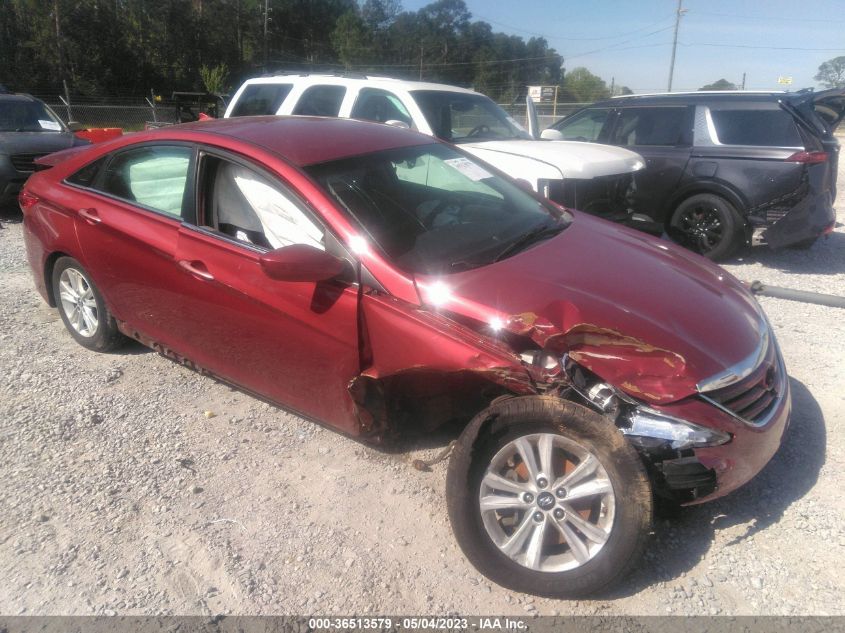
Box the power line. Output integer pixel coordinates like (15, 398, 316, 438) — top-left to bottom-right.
(472, 13, 676, 41)
(690, 10, 845, 23)
(681, 42, 845, 52)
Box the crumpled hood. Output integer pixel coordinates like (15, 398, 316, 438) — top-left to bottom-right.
(0, 131, 80, 156)
(460, 139, 644, 179)
(417, 213, 765, 405)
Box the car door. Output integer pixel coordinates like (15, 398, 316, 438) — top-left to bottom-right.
(606, 105, 692, 221)
(349, 88, 415, 128)
(550, 106, 614, 142)
(68, 143, 198, 348)
(172, 148, 362, 434)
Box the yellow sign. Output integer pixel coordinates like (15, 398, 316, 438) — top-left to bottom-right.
(777, 76, 793, 85)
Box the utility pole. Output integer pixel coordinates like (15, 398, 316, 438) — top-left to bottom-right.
(610, 76, 615, 96)
(263, 0, 270, 72)
(419, 44, 424, 80)
(741, 72, 746, 90)
(667, 0, 685, 92)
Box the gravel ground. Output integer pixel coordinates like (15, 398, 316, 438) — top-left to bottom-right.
(0, 168, 843, 617)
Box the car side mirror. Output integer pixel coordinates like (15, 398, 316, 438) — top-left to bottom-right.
(67, 121, 86, 132)
(540, 129, 564, 141)
(259, 244, 347, 282)
(385, 119, 410, 129)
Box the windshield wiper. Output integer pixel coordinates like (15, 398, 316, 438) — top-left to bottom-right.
(493, 220, 565, 262)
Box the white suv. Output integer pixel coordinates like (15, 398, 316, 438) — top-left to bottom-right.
(224, 73, 645, 220)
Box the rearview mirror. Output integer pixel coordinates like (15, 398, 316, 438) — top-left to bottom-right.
(540, 129, 564, 141)
(67, 121, 86, 132)
(259, 244, 346, 282)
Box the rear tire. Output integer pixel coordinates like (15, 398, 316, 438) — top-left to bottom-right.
(52, 256, 125, 352)
(446, 396, 652, 598)
(669, 194, 743, 260)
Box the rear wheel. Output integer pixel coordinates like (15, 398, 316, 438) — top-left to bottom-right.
(669, 194, 743, 260)
(446, 396, 652, 598)
(52, 257, 125, 352)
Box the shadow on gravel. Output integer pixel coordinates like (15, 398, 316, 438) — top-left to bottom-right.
(604, 377, 825, 599)
(0, 203, 23, 225)
(723, 232, 845, 275)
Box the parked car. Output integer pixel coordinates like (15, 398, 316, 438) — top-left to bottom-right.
(0, 92, 89, 206)
(224, 72, 645, 222)
(545, 89, 845, 259)
(20, 117, 789, 598)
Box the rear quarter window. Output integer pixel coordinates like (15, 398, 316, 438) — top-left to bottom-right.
(230, 83, 292, 117)
(710, 109, 802, 147)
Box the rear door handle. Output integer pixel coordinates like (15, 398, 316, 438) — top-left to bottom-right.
(78, 208, 101, 224)
(178, 259, 214, 281)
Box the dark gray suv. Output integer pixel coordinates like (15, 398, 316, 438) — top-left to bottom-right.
(547, 89, 845, 259)
(0, 92, 89, 207)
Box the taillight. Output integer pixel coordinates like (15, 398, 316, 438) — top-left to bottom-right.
(786, 151, 828, 164)
(18, 189, 39, 211)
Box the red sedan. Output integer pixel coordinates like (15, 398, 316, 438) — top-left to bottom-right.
(19, 116, 789, 598)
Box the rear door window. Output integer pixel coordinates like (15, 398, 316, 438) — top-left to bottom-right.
(709, 109, 802, 147)
(553, 108, 611, 141)
(291, 85, 347, 117)
(610, 107, 688, 146)
(98, 146, 193, 219)
(230, 83, 292, 117)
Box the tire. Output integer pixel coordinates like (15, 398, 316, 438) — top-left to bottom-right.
(51, 256, 125, 352)
(446, 396, 652, 598)
(788, 236, 817, 250)
(669, 194, 743, 261)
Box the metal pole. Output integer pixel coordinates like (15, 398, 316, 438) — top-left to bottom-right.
(263, 0, 269, 72)
(741, 72, 746, 90)
(667, 0, 684, 92)
(62, 79, 72, 122)
(553, 85, 559, 118)
(419, 44, 423, 80)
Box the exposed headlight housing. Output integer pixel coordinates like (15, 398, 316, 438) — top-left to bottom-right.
(622, 407, 731, 450)
(562, 354, 731, 450)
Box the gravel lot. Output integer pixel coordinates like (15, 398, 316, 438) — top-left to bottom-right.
(0, 166, 843, 617)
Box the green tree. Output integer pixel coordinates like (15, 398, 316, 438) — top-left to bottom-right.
(699, 78, 738, 91)
(562, 67, 610, 102)
(815, 56, 845, 89)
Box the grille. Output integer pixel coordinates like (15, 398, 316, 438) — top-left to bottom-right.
(10, 153, 47, 173)
(702, 342, 781, 425)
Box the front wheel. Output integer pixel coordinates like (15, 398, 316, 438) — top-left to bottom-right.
(446, 396, 652, 598)
(669, 194, 743, 260)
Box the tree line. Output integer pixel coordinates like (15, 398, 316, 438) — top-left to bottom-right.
(0, 0, 622, 103)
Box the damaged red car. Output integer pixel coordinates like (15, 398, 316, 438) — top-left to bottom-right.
(20, 117, 790, 598)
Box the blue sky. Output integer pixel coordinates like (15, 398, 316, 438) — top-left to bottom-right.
(403, 0, 845, 93)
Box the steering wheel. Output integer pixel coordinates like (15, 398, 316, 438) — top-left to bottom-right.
(420, 199, 456, 228)
(466, 124, 491, 138)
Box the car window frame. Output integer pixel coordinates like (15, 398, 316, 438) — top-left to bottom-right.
(187, 146, 338, 255)
(552, 106, 615, 143)
(64, 141, 198, 224)
(606, 104, 693, 148)
(350, 87, 415, 129)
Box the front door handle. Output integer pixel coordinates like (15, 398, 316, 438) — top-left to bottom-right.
(178, 259, 214, 281)
(78, 208, 101, 224)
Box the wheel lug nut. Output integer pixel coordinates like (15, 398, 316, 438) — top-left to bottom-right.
(556, 487, 566, 498)
(533, 511, 544, 522)
(536, 477, 548, 488)
(553, 508, 565, 519)
(523, 493, 534, 503)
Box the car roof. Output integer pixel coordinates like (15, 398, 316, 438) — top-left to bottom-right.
(164, 115, 438, 166)
(240, 72, 478, 96)
(589, 90, 797, 108)
(0, 93, 41, 103)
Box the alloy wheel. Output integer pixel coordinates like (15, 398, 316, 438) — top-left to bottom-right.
(478, 432, 616, 572)
(675, 204, 724, 253)
(58, 268, 99, 338)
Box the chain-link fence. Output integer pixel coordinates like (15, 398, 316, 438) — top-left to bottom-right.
(32, 95, 181, 130)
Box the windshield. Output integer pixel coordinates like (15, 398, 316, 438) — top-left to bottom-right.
(0, 100, 65, 132)
(411, 90, 532, 143)
(306, 144, 569, 274)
